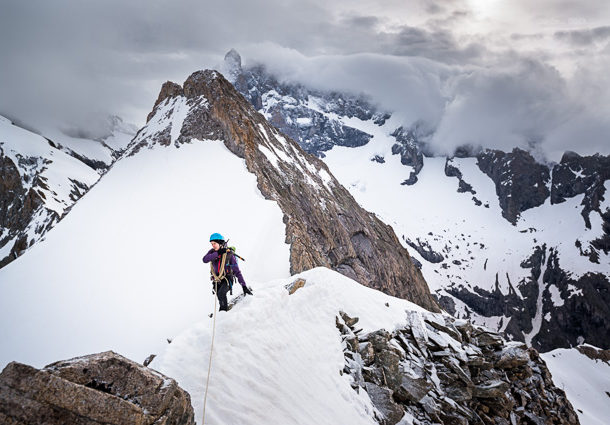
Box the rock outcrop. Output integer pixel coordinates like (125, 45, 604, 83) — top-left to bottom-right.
(391, 127, 426, 186)
(134, 70, 439, 312)
(0, 154, 50, 267)
(0, 351, 195, 425)
(476, 148, 551, 225)
(337, 311, 579, 425)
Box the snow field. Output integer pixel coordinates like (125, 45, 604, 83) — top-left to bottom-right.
(152, 267, 428, 425)
(542, 347, 610, 425)
(0, 139, 291, 370)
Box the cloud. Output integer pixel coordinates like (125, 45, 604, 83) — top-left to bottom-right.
(0, 0, 608, 160)
(431, 58, 573, 156)
(554, 26, 610, 46)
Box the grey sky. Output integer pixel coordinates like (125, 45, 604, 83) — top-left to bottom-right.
(1, 0, 608, 160)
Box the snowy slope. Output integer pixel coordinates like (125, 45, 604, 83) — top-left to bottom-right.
(319, 112, 609, 340)
(0, 114, 136, 268)
(542, 347, 610, 425)
(0, 115, 101, 216)
(151, 267, 428, 425)
(40, 116, 136, 169)
(0, 136, 290, 371)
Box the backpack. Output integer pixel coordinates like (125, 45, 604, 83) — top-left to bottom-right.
(210, 243, 244, 294)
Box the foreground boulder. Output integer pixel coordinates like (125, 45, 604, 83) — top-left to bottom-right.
(0, 351, 195, 425)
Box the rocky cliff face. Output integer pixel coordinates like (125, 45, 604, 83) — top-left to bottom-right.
(224, 50, 388, 157)
(337, 310, 579, 425)
(134, 69, 439, 312)
(476, 148, 551, 225)
(0, 154, 50, 267)
(0, 351, 195, 425)
(445, 244, 610, 352)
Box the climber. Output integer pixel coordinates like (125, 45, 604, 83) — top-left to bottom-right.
(202, 232, 252, 312)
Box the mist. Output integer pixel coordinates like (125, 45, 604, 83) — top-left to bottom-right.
(1, 0, 608, 161)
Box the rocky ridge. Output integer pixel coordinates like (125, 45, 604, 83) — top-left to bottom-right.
(130, 69, 439, 312)
(0, 351, 195, 425)
(224, 50, 389, 157)
(336, 311, 579, 425)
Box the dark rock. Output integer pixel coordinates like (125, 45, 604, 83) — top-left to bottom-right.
(230, 61, 379, 157)
(405, 237, 444, 263)
(391, 127, 425, 184)
(339, 311, 360, 328)
(0, 351, 195, 425)
(143, 354, 156, 367)
(550, 151, 610, 229)
(147, 81, 184, 122)
(473, 380, 509, 398)
(365, 382, 405, 425)
(394, 376, 433, 403)
(496, 347, 529, 369)
(477, 148, 550, 225)
(340, 313, 580, 425)
(445, 158, 476, 196)
(286, 278, 306, 295)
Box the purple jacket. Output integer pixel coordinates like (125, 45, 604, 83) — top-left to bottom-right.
(202, 249, 246, 286)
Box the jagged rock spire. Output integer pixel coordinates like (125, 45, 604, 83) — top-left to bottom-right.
(222, 49, 242, 83)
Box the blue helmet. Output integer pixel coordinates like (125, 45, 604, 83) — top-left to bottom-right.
(209, 232, 225, 242)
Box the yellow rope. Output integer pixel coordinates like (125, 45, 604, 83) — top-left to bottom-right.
(210, 253, 228, 282)
(202, 279, 218, 424)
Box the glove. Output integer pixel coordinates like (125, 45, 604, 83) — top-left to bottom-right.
(217, 247, 227, 256)
(242, 285, 253, 296)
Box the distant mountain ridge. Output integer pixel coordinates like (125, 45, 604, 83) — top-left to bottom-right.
(0, 115, 135, 268)
(223, 50, 609, 352)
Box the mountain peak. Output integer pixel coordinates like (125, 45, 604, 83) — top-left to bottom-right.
(136, 68, 440, 312)
(224, 49, 242, 70)
(222, 49, 242, 83)
(147, 81, 184, 122)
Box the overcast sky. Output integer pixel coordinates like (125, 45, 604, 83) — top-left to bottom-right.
(1, 0, 609, 160)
